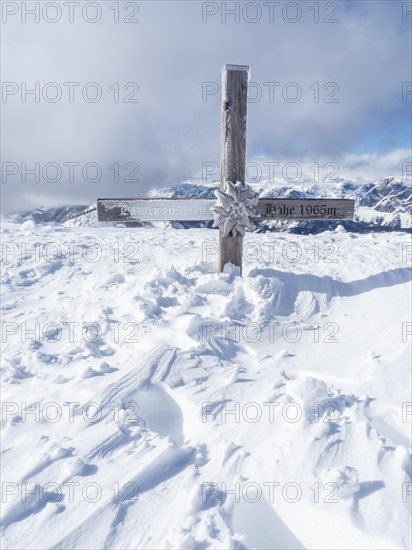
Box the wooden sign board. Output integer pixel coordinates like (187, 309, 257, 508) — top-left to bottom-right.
(256, 198, 355, 220)
(97, 198, 215, 222)
(97, 197, 355, 222)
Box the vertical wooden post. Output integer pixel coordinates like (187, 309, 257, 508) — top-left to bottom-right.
(219, 64, 249, 275)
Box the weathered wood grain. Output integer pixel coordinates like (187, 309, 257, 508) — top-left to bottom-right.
(219, 64, 249, 274)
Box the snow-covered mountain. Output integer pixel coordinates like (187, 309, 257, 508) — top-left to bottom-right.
(7, 205, 92, 225)
(15, 176, 408, 232)
(149, 176, 411, 232)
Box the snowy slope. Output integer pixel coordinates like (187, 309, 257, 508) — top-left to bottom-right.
(1, 214, 411, 549)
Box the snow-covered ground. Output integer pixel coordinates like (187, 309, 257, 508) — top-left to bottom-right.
(1, 216, 411, 549)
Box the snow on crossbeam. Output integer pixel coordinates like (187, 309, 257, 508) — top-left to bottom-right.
(97, 198, 216, 222)
(97, 197, 355, 222)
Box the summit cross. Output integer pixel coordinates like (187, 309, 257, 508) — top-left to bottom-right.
(97, 64, 355, 275)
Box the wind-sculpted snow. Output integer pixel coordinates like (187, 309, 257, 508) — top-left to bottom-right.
(1, 217, 411, 549)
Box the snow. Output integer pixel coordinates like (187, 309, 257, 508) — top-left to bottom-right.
(60, 176, 412, 231)
(1, 214, 411, 549)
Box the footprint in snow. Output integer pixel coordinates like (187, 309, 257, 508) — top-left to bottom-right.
(35, 351, 59, 364)
(16, 261, 63, 287)
(103, 273, 126, 287)
(157, 296, 179, 308)
(29, 340, 42, 351)
(84, 340, 115, 357)
(17, 268, 39, 287)
(83, 362, 118, 378)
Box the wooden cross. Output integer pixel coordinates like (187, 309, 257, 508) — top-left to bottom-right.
(97, 64, 355, 275)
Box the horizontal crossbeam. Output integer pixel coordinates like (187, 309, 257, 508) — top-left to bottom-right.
(97, 197, 355, 222)
(97, 198, 215, 222)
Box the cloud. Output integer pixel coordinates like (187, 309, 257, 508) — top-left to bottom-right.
(1, 0, 411, 210)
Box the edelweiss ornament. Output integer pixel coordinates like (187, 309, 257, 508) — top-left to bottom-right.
(212, 182, 259, 237)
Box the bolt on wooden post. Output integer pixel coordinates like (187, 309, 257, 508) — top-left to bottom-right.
(219, 64, 250, 275)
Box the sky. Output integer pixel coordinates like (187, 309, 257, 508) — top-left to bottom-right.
(1, 0, 411, 210)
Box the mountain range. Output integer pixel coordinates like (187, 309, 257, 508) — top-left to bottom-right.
(6, 176, 411, 233)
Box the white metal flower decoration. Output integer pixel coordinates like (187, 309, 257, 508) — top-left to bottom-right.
(212, 181, 259, 237)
